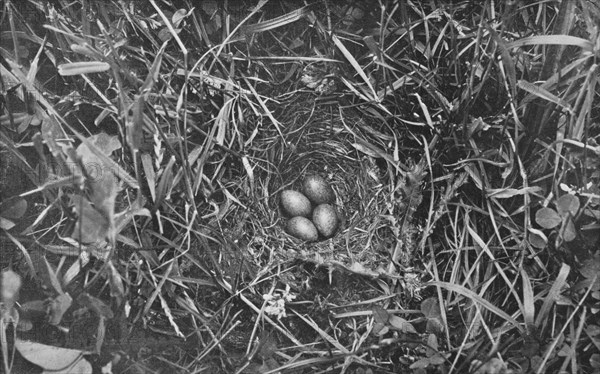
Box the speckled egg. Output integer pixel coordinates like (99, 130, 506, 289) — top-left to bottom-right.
(286, 216, 318, 242)
(302, 175, 335, 205)
(312, 204, 339, 238)
(280, 190, 312, 217)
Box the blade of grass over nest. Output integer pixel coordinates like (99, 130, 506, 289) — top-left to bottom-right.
(0, 132, 39, 187)
(427, 281, 522, 332)
(3, 232, 36, 279)
(331, 35, 378, 101)
(18, 174, 83, 197)
(520, 268, 535, 328)
(241, 5, 311, 35)
(42, 22, 83, 50)
(261, 356, 344, 374)
(343, 120, 408, 174)
(140, 42, 168, 99)
(2, 50, 71, 131)
(488, 25, 517, 100)
(411, 93, 434, 130)
(149, 0, 187, 59)
(416, 136, 436, 257)
(242, 77, 284, 139)
(570, 64, 597, 140)
(149, 2, 198, 211)
(242, 56, 339, 62)
(506, 35, 593, 51)
(536, 279, 595, 374)
(519, 56, 588, 109)
(535, 263, 570, 330)
(485, 187, 542, 199)
(339, 77, 378, 107)
(140, 154, 156, 202)
(209, 0, 269, 72)
(26, 34, 47, 84)
(558, 307, 586, 373)
(377, 75, 413, 100)
(193, 320, 242, 364)
(292, 310, 349, 354)
(517, 80, 573, 114)
(429, 241, 451, 349)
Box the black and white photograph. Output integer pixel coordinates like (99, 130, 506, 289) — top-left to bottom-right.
(1, 1, 599, 373)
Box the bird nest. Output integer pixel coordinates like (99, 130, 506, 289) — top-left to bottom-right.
(220, 92, 426, 283)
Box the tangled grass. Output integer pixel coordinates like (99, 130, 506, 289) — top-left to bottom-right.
(0, 1, 599, 373)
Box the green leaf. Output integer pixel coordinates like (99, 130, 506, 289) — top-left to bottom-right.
(562, 218, 577, 242)
(429, 354, 446, 365)
(78, 293, 114, 319)
(389, 315, 417, 333)
(470, 357, 508, 374)
(425, 334, 439, 357)
(172, 9, 188, 28)
(581, 256, 600, 291)
(372, 305, 389, 324)
(420, 297, 441, 319)
(47, 293, 72, 326)
(15, 339, 90, 372)
(426, 333, 438, 357)
(581, 256, 600, 280)
(0, 197, 27, 219)
(556, 194, 580, 217)
(426, 317, 444, 334)
(410, 358, 431, 369)
(373, 322, 387, 336)
(528, 227, 548, 249)
(43, 257, 63, 295)
(535, 207, 562, 229)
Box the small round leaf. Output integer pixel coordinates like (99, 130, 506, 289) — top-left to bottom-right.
(372, 305, 389, 324)
(528, 227, 548, 249)
(420, 297, 441, 319)
(556, 194, 580, 217)
(562, 219, 577, 242)
(535, 207, 561, 229)
(0, 197, 27, 219)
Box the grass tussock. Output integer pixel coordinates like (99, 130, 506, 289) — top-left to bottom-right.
(0, 1, 599, 373)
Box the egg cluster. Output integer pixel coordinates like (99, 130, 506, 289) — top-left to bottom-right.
(280, 175, 340, 242)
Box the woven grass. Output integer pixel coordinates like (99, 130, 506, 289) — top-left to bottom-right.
(240, 98, 400, 275)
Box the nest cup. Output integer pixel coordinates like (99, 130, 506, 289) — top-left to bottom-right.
(260, 108, 394, 272)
